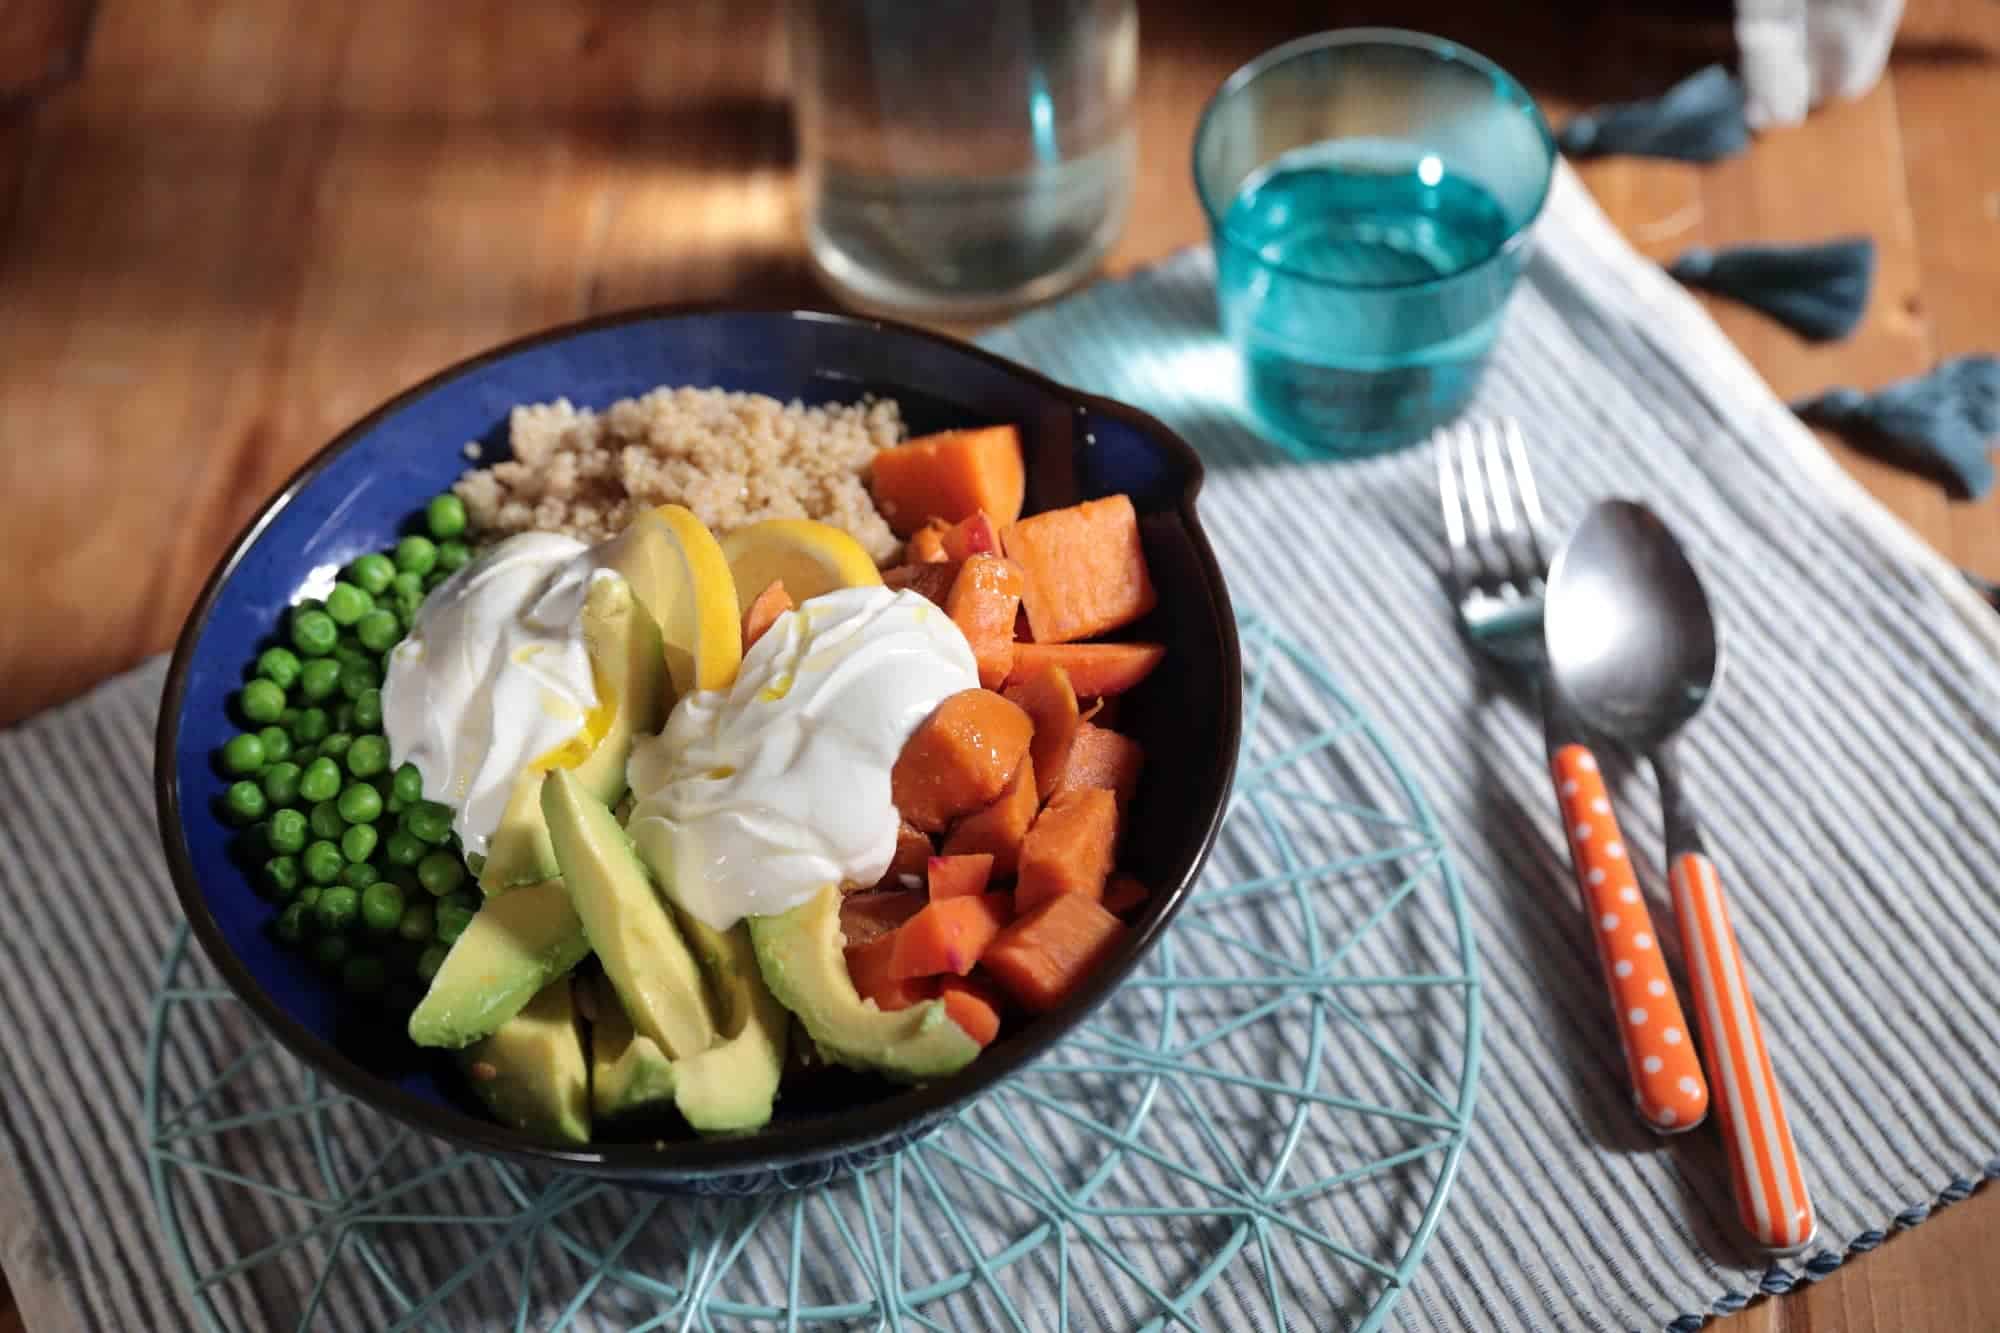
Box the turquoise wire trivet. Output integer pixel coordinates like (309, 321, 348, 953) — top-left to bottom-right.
(143, 611, 1481, 1332)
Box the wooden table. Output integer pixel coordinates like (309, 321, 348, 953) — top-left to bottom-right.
(2, 0, 1996, 1328)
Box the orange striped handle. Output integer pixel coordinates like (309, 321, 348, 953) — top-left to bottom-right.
(1671, 851, 1816, 1252)
(1550, 745, 1710, 1133)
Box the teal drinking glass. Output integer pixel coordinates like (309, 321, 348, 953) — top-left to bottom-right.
(1195, 29, 1555, 457)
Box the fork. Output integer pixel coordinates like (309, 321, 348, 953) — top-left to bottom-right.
(1437, 419, 1710, 1134)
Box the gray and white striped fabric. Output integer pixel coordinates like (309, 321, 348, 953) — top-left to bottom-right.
(3, 162, 1998, 1331)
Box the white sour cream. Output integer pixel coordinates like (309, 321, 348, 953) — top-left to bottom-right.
(627, 585, 979, 931)
(381, 532, 611, 858)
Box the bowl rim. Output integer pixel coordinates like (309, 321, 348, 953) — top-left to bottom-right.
(155, 301, 1243, 1177)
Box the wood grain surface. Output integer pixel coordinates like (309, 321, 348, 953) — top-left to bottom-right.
(3, 1, 1997, 1328)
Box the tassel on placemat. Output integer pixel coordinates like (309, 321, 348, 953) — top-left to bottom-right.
(1669, 238, 1875, 342)
(1556, 65, 1750, 162)
(1794, 356, 2000, 499)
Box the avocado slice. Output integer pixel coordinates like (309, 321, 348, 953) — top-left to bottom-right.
(457, 976, 590, 1144)
(482, 571, 670, 892)
(540, 768, 717, 1060)
(408, 877, 589, 1049)
(584, 973, 681, 1122)
(670, 912, 788, 1132)
(583, 915, 788, 1133)
(748, 886, 980, 1082)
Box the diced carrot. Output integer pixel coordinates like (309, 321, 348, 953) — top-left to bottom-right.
(740, 579, 794, 652)
(892, 688, 1034, 832)
(928, 853, 995, 900)
(1052, 723, 1144, 812)
(983, 894, 1129, 1013)
(889, 893, 1011, 978)
(864, 821, 934, 893)
(1014, 788, 1118, 915)
(1103, 873, 1149, 916)
(1003, 661, 1080, 802)
(883, 560, 961, 607)
(1002, 495, 1157, 644)
(1006, 642, 1164, 698)
(942, 755, 1037, 874)
(945, 554, 1025, 689)
(908, 520, 950, 563)
(938, 974, 1005, 1045)
(941, 511, 1002, 562)
(845, 933, 940, 1011)
(840, 889, 927, 947)
(870, 426, 1027, 535)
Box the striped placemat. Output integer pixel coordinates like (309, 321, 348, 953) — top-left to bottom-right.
(4, 162, 1999, 1330)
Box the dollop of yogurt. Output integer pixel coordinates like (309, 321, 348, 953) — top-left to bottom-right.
(382, 532, 611, 857)
(627, 585, 979, 931)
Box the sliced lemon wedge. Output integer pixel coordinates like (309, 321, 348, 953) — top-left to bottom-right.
(599, 504, 742, 697)
(718, 519, 883, 609)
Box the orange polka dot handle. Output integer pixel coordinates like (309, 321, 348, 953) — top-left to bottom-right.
(1670, 851, 1817, 1253)
(1549, 745, 1709, 1134)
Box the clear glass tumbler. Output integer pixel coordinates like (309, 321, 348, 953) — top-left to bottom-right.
(788, 0, 1138, 319)
(1195, 29, 1555, 457)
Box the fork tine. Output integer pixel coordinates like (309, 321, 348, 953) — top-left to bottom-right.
(1436, 427, 1469, 587)
(1479, 419, 1518, 535)
(1502, 418, 1550, 578)
(1456, 423, 1494, 548)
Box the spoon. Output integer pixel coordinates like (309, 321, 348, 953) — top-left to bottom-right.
(1544, 499, 1816, 1255)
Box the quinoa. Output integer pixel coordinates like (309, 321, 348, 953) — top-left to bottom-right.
(453, 386, 905, 564)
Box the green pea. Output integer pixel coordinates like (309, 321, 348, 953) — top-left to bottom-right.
(223, 781, 267, 823)
(415, 944, 449, 983)
(297, 885, 322, 911)
(405, 801, 454, 845)
(422, 570, 448, 592)
(338, 659, 378, 702)
(239, 678, 287, 725)
(385, 829, 426, 867)
(313, 883, 361, 933)
(392, 763, 425, 804)
(355, 608, 402, 654)
(332, 702, 356, 734)
(354, 691, 384, 734)
(311, 934, 350, 972)
(290, 607, 338, 657)
(268, 807, 308, 854)
(338, 782, 384, 824)
(393, 534, 438, 574)
(221, 732, 266, 776)
(341, 823, 379, 864)
(345, 863, 380, 890)
(308, 799, 345, 841)
(349, 552, 395, 596)
(263, 855, 302, 897)
(345, 734, 390, 779)
(262, 761, 302, 807)
(275, 902, 310, 944)
(361, 880, 406, 933)
(298, 657, 341, 702)
(256, 646, 302, 689)
(319, 733, 354, 763)
(341, 954, 388, 995)
(302, 840, 345, 885)
(299, 756, 342, 803)
(324, 581, 373, 625)
(279, 706, 300, 729)
(436, 539, 470, 573)
(292, 706, 330, 744)
(425, 493, 468, 540)
(255, 726, 292, 766)
(435, 899, 476, 946)
(416, 850, 466, 897)
(397, 900, 437, 943)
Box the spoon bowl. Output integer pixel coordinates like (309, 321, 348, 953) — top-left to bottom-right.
(1544, 499, 1719, 747)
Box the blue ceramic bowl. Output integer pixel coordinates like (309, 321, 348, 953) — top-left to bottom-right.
(157, 307, 1241, 1192)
